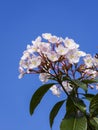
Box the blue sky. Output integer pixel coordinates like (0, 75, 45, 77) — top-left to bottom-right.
(0, 0, 98, 130)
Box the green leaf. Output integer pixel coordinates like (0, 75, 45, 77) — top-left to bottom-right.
(82, 79, 98, 84)
(49, 100, 65, 128)
(83, 94, 95, 101)
(90, 117, 98, 130)
(90, 94, 98, 117)
(66, 97, 86, 117)
(64, 97, 87, 130)
(71, 80, 87, 92)
(66, 97, 76, 117)
(30, 83, 55, 115)
(73, 98, 86, 114)
(60, 116, 87, 130)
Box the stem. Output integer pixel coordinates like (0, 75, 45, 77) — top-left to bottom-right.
(57, 78, 69, 97)
(51, 62, 69, 96)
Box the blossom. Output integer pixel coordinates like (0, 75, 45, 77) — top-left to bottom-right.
(62, 81, 72, 93)
(32, 36, 42, 45)
(27, 45, 33, 53)
(19, 33, 98, 93)
(18, 67, 25, 79)
(42, 33, 60, 43)
(50, 85, 61, 97)
(64, 37, 79, 49)
(55, 44, 69, 55)
(84, 69, 97, 78)
(76, 50, 86, 57)
(83, 54, 93, 68)
(42, 33, 52, 40)
(93, 57, 98, 67)
(66, 49, 81, 64)
(19, 60, 28, 69)
(58, 37, 64, 43)
(48, 35, 59, 43)
(28, 56, 41, 69)
(31, 36, 42, 52)
(38, 42, 51, 54)
(39, 73, 50, 82)
(66, 49, 86, 64)
(47, 51, 59, 62)
(21, 51, 30, 60)
(27, 44, 38, 53)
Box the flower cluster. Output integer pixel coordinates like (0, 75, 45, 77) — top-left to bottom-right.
(19, 33, 98, 96)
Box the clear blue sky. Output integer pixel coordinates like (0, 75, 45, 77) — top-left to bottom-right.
(0, 0, 98, 130)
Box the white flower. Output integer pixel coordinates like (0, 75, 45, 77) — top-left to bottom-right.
(93, 57, 98, 67)
(31, 36, 42, 52)
(50, 85, 61, 97)
(21, 51, 30, 60)
(62, 81, 72, 93)
(76, 51, 86, 57)
(27, 45, 32, 53)
(28, 56, 41, 69)
(19, 60, 28, 69)
(64, 37, 79, 49)
(18, 67, 25, 79)
(32, 36, 42, 45)
(84, 69, 97, 78)
(55, 44, 69, 55)
(27, 44, 38, 53)
(42, 33, 59, 43)
(39, 73, 50, 82)
(58, 37, 64, 43)
(65, 49, 86, 64)
(42, 33, 52, 40)
(48, 35, 59, 43)
(38, 42, 51, 54)
(47, 51, 59, 62)
(18, 73, 24, 79)
(31, 43, 41, 53)
(66, 49, 80, 64)
(83, 54, 93, 68)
